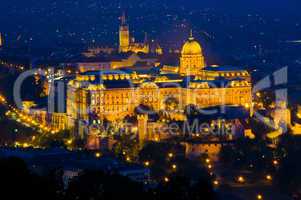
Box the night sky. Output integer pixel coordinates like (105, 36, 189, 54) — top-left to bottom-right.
(0, 0, 300, 48)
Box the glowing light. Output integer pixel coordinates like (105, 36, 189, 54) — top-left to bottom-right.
(266, 175, 272, 181)
(273, 160, 279, 166)
(144, 161, 150, 167)
(205, 158, 210, 164)
(23, 143, 29, 148)
(164, 177, 169, 183)
(237, 176, 245, 183)
(95, 152, 101, 158)
(213, 180, 219, 186)
(172, 164, 177, 170)
(257, 194, 263, 200)
(168, 153, 174, 158)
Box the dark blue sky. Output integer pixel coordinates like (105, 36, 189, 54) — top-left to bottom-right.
(0, 0, 300, 48)
(1, 0, 300, 15)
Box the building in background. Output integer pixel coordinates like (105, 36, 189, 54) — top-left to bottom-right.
(0, 32, 3, 47)
(119, 13, 162, 54)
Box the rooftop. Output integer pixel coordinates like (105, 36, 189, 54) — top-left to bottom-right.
(204, 66, 247, 72)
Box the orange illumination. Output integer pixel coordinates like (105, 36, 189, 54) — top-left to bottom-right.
(266, 175, 272, 181)
(257, 194, 263, 200)
(213, 180, 219, 186)
(237, 176, 245, 183)
(273, 160, 279, 166)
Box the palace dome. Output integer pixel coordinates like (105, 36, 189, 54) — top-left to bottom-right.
(181, 32, 202, 55)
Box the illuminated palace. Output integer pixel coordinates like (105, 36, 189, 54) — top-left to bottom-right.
(66, 32, 252, 130)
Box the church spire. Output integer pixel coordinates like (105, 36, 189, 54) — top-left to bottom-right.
(121, 12, 126, 25)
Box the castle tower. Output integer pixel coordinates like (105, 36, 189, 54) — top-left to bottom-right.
(119, 12, 130, 53)
(179, 30, 206, 76)
(137, 114, 148, 148)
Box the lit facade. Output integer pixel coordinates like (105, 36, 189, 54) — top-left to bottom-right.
(179, 31, 206, 76)
(66, 34, 252, 128)
(0, 32, 3, 47)
(119, 13, 162, 54)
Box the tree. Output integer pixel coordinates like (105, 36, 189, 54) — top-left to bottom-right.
(155, 176, 217, 200)
(0, 157, 62, 200)
(275, 149, 301, 195)
(65, 170, 145, 200)
(113, 133, 140, 160)
(219, 138, 274, 172)
(164, 96, 179, 111)
(34, 130, 72, 148)
(275, 135, 301, 196)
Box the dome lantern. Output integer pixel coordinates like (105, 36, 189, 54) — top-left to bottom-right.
(181, 30, 202, 55)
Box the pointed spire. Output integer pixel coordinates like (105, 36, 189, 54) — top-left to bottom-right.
(121, 12, 126, 25)
(189, 29, 194, 40)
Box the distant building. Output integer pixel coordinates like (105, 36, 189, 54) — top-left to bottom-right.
(75, 53, 159, 73)
(82, 47, 115, 57)
(80, 14, 162, 59)
(119, 13, 162, 54)
(0, 32, 3, 47)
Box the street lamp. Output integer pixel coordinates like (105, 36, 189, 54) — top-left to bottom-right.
(213, 180, 219, 186)
(95, 152, 101, 158)
(273, 159, 279, 166)
(257, 194, 263, 200)
(237, 176, 245, 183)
(266, 174, 272, 181)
